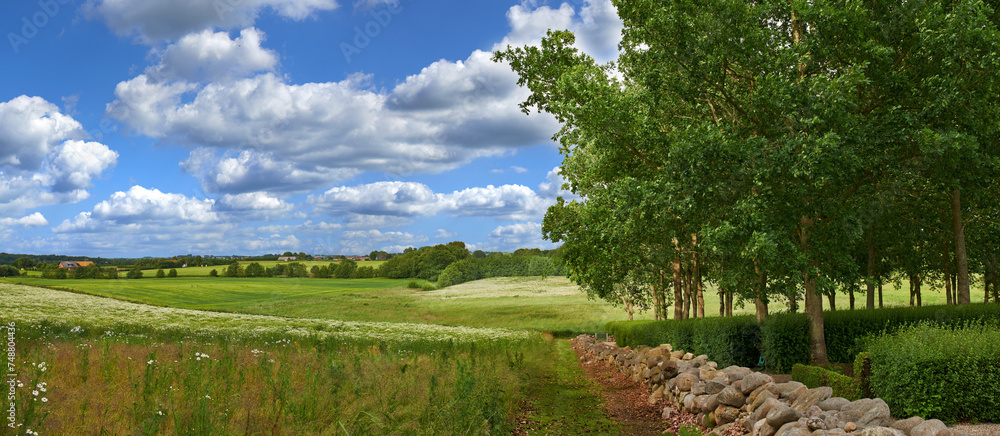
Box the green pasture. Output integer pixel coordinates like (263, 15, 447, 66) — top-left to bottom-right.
(0, 276, 642, 333)
(138, 260, 386, 277)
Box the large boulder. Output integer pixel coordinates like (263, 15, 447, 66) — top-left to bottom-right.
(705, 380, 728, 395)
(750, 389, 779, 413)
(715, 404, 742, 425)
(856, 399, 893, 428)
(766, 404, 802, 429)
(791, 387, 833, 413)
(694, 394, 720, 414)
(718, 385, 748, 408)
(675, 373, 700, 392)
(774, 422, 811, 436)
(857, 427, 905, 436)
(742, 372, 773, 395)
(891, 416, 924, 434)
(911, 419, 948, 436)
(817, 397, 850, 412)
(722, 365, 752, 382)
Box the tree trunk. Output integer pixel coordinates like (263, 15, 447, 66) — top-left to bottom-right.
(725, 290, 733, 316)
(755, 266, 768, 322)
(915, 274, 922, 307)
(800, 216, 828, 365)
(693, 234, 705, 318)
(950, 189, 970, 305)
(991, 257, 999, 304)
(827, 292, 836, 311)
(909, 276, 915, 307)
(621, 294, 633, 321)
(943, 238, 953, 306)
(683, 266, 692, 319)
(720, 289, 726, 316)
(788, 292, 798, 313)
(650, 282, 661, 321)
(878, 282, 883, 308)
(866, 233, 876, 309)
(673, 256, 683, 320)
(849, 284, 855, 310)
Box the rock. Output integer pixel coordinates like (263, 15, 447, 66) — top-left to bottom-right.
(671, 350, 686, 360)
(694, 394, 720, 413)
(766, 404, 802, 429)
(891, 416, 923, 434)
(806, 416, 827, 431)
(856, 427, 905, 436)
(711, 423, 733, 436)
(749, 383, 778, 409)
(911, 419, 948, 436)
(715, 405, 741, 425)
(844, 422, 857, 432)
(792, 387, 834, 412)
(700, 367, 724, 381)
(750, 388, 778, 412)
(683, 394, 697, 412)
(706, 380, 727, 395)
(775, 422, 811, 436)
(839, 399, 878, 424)
(660, 360, 680, 379)
(818, 397, 851, 411)
(776, 382, 807, 398)
(856, 399, 892, 428)
(786, 385, 809, 403)
(806, 405, 824, 418)
(649, 385, 664, 405)
(683, 352, 694, 360)
(753, 418, 772, 436)
(742, 372, 773, 395)
(692, 382, 708, 395)
(723, 365, 752, 382)
(701, 412, 716, 428)
(663, 407, 677, 420)
(719, 385, 748, 408)
(751, 397, 783, 422)
(675, 373, 699, 392)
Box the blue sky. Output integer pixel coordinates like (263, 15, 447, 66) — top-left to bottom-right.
(0, 0, 620, 257)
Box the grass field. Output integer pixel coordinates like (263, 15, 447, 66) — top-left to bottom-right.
(1, 276, 644, 333)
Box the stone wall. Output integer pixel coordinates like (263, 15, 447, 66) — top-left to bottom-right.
(573, 335, 969, 436)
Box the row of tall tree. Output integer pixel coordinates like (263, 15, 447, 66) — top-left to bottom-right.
(496, 0, 1000, 364)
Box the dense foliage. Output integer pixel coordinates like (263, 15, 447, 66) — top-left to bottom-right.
(791, 364, 861, 401)
(437, 255, 565, 288)
(867, 323, 1000, 422)
(377, 242, 471, 281)
(496, 0, 1000, 365)
(608, 316, 761, 368)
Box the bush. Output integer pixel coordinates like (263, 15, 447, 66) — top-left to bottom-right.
(607, 316, 761, 368)
(760, 313, 811, 373)
(209, 269, 218, 277)
(168, 268, 178, 278)
(156, 269, 166, 278)
(408, 280, 420, 289)
(866, 323, 1000, 422)
(420, 284, 436, 292)
(791, 364, 861, 401)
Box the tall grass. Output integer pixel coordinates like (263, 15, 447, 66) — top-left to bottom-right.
(2, 321, 544, 435)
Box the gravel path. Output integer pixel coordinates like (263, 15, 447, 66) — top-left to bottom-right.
(951, 424, 1000, 436)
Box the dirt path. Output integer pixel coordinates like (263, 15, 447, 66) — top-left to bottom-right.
(570, 339, 705, 436)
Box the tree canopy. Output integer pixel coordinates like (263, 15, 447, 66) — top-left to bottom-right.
(495, 0, 1000, 364)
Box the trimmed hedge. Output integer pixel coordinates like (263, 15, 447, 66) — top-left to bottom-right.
(609, 303, 1000, 373)
(866, 323, 1000, 423)
(791, 364, 861, 401)
(607, 316, 761, 368)
(761, 303, 1000, 372)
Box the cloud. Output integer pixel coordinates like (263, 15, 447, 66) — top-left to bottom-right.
(311, 181, 549, 221)
(511, 166, 528, 173)
(109, 51, 558, 194)
(338, 229, 427, 254)
(82, 0, 337, 41)
(0, 213, 49, 228)
(495, 0, 622, 64)
(91, 185, 218, 225)
(0, 96, 117, 217)
(538, 166, 574, 198)
(482, 222, 558, 252)
(146, 28, 279, 82)
(435, 228, 457, 239)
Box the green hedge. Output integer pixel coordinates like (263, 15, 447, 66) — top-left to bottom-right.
(866, 323, 1000, 422)
(791, 364, 861, 401)
(607, 316, 761, 368)
(436, 256, 564, 288)
(761, 303, 1000, 372)
(609, 303, 1000, 374)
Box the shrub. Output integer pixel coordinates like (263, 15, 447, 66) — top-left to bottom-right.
(760, 313, 810, 373)
(167, 268, 178, 278)
(407, 280, 420, 289)
(853, 352, 873, 399)
(209, 269, 218, 277)
(420, 284, 436, 292)
(791, 364, 861, 400)
(156, 269, 166, 278)
(607, 316, 761, 368)
(866, 323, 1000, 422)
